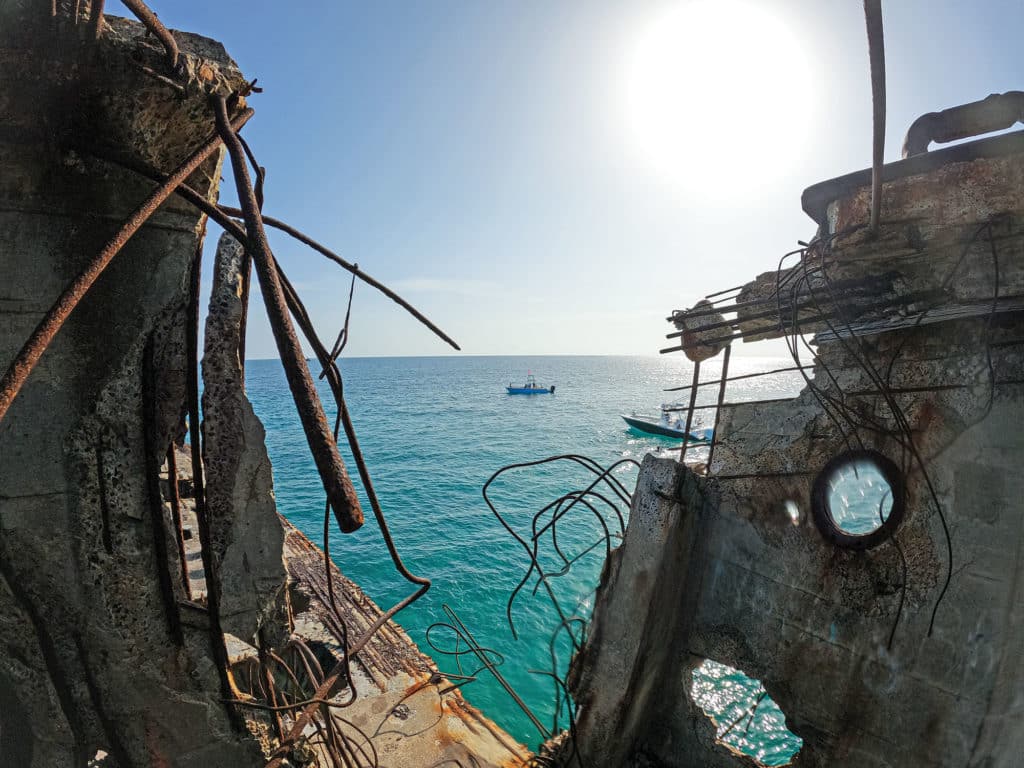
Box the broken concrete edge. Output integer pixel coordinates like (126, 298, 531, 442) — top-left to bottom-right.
(801, 129, 1024, 227)
(1, 2, 248, 230)
(1, 9, 531, 765)
(566, 456, 764, 768)
(266, 514, 533, 765)
(203, 231, 290, 647)
(571, 137, 1024, 767)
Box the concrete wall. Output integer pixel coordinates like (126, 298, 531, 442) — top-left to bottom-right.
(0, 4, 262, 764)
(569, 140, 1024, 767)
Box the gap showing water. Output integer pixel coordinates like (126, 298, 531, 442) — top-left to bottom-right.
(245, 354, 805, 761)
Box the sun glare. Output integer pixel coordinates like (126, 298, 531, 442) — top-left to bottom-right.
(623, 1, 812, 197)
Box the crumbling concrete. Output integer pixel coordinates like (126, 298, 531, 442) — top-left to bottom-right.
(202, 232, 289, 647)
(0, 3, 257, 764)
(253, 519, 531, 768)
(1, 5, 528, 767)
(569, 130, 1024, 767)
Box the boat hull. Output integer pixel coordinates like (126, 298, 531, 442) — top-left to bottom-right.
(507, 386, 554, 394)
(622, 415, 712, 442)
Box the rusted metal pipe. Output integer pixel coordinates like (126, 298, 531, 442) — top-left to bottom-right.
(663, 364, 813, 393)
(120, 0, 179, 71)
(88, 0, 105, 40)
(864, 0, 886, 234)
(0, 108, 253, 428)
(217, 204, 461, 351)
(902, 91, 1024, 158)
(263, 264, 433, 768)
(276, 264, 430, 594)
(705, 345, 731, 473)
(78, 148, 460, 353)
(212, 94, 363, 533)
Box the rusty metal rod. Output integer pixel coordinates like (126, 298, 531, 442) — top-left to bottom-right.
(705, 345, 731, 472)
(265, 265, 439, 766)
(120, 0, 179, 71)
(864, 0, 886, 234)
(665, 268, 816, 324)
(659, 291, 941, 355)
(663, 364, 814, 393)
(82, 149, 460, 353)
(679, 361, 700, 461)
(663, 396, 795, 413)
(704, 284, 746, 300)
(88, 0, 105, 40)
(444, 604, 550, 738)
(665, 272, 899, 332)
(216, 204, 461, 351)
(213, 94, 363, 534)
(0, 108, 253, 428)
(275, 264, 430, 629)
(664, 281, 904, 339)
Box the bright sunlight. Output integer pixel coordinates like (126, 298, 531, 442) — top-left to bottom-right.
(623, 1, 812, 197)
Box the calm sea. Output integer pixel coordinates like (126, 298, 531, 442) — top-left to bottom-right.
(245, 354, 806, 764)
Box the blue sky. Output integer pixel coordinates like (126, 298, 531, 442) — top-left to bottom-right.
(112, 1, 1023, 357)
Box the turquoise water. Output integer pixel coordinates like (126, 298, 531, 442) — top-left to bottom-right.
(245, 354, 804, 761)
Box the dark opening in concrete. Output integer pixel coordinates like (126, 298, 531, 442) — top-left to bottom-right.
(689, 659, 802, 766)
(811, 449, 905, 550)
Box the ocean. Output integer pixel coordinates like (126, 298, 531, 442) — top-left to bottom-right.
(245, 354, 807, 764)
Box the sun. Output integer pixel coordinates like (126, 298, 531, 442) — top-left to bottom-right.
(622, 1, 813, 198)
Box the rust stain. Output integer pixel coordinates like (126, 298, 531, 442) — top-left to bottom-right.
(402, 677, 432, 700)
(144, 714, 173, 768)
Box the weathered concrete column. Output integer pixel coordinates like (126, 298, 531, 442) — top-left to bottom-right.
(0, 3, 261, 765)
(202, 232, 290, 646)
(568, 457, 741, 768)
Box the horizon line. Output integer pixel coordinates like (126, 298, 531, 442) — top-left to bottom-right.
(243, 351, 794, 361)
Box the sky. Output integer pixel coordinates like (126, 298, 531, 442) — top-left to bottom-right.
(111, 1, 1023, 358)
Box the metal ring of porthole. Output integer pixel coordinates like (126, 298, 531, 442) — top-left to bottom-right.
(811, 449, 906, 551)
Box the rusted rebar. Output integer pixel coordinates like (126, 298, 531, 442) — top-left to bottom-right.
(679, 361, 700, 461)
(217, 204, 461, 351)
(0, 108, 253, 428)
(274, 264, 431, 641)
(120, 0, 179, 71)
(662, 364, 812, 393)
(78, 149, 460, 353)
(705, 345, 731, 473)
(88, 0, 105, 40)
(212, 94, 363, 534)
(864, 0, 886, 234)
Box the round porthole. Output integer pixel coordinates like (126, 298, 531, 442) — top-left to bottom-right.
(811, 450, 904, 550)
